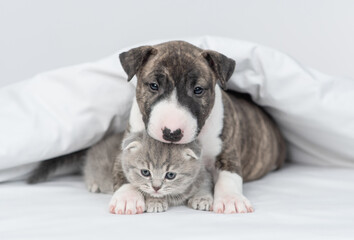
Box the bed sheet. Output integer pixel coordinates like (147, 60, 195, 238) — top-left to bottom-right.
(1, 164, 353, 240)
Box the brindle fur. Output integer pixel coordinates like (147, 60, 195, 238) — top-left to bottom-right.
(216, 91, 286, 182)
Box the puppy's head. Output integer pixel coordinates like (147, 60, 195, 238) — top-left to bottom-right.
(120, 41, 235, 144)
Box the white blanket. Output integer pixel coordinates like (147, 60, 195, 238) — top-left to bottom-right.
(1, 164, 353, 240)
(1, 36, 354, 183)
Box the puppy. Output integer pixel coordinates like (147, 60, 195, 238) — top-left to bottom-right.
(115, 40, 286, 214)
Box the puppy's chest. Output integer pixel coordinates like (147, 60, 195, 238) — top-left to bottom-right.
(199, 132, 223, 177)
(197, 85, 225, 173)
(198, 115, 224, 175)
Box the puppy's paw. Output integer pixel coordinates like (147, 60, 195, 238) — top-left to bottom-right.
(188, 194, 213, 211)
(213, 193, 253, 214)
(145, 197, 168, 213)
(109, 184, 145, 215)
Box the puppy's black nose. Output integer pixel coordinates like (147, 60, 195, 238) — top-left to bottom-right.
(153, 186, 161, 192)
(162, 127, 183, 142)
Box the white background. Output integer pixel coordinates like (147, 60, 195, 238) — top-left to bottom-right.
(0, 0, 354, 87)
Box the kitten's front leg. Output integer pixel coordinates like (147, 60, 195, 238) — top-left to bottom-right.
(109, 183, 145, 215)
(145, 196, 168, 213)
(188, 169, 214, 211)
(188, 193, 213, 211)
(213, 171, 253, 214)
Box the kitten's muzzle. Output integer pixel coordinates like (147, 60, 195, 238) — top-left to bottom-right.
(153, 186, 161, 192)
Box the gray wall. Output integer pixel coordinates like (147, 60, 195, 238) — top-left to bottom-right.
(1, 0, 353, 87)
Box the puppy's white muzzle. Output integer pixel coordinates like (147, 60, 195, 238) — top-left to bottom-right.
(147, 90, 197, 144)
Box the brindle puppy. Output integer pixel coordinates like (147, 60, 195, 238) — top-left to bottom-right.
(110, 41, 286, 214)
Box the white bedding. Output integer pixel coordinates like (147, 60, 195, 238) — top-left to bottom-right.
(1, 164, 353, 240)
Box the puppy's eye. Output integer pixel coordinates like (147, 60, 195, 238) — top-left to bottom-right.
(193, 87, 204, 95)
(141, 169, 151, 177)
(165, 172, 176, 180)
(149, 83, 159, 91)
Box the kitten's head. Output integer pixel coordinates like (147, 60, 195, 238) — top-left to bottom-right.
(120, 132, 202, 198)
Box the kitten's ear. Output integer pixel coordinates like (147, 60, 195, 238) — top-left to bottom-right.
(123, 141, 141, 152)
(183, 142, 202, 160)
(122, 134, 142, 152)
(183, 149, 199, 160)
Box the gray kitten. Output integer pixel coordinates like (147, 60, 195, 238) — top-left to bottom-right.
(27, 134, 121, 191)
(28, 131, 213, 214)
(83, 133, 124, 194)
(108, 132, 213, 214)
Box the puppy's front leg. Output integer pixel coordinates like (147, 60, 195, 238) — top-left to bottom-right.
(109, 184, 145, 215)
(213, 171, 253, 214)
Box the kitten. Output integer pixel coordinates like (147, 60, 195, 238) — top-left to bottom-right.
(83, 133, 124, 194)
(109, 132, 213, 214)
(27, 134, 121, 194)
(28, 132, 213, 214)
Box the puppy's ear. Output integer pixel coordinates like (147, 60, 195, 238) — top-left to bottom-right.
(119, 46, 157, 81)
(201, 50, 236, 90)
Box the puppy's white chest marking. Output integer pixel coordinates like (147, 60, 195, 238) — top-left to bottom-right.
(198, 85, 224, 170)
(129, 98, 145, 132)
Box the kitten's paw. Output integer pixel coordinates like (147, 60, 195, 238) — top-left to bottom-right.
(86, 180, 113, 194)
(109, 184, 145, 215)
(145, 198, 168, 213)
(188, 194, 213, 211)
(213, 194, 253, 214)
(88, 183, 100, 193)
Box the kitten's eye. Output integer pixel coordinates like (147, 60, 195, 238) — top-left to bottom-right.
(193, 87, 204, 95)
(141, 169, 151, 177)
(149, 83, 159, 91)
(165, 172, 176, 180)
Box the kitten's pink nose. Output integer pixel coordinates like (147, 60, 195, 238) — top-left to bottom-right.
(153, 186, 161, 192)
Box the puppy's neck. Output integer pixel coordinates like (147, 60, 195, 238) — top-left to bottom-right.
(129, 97, 145, 132)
